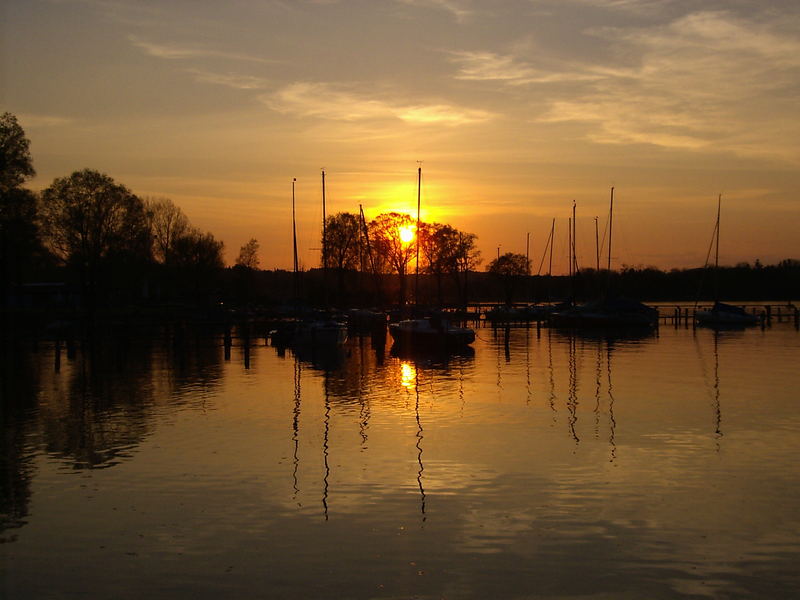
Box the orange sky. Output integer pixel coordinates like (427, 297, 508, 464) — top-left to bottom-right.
(4, 0, 799, 272)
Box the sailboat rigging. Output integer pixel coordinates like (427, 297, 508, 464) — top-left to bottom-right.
(695, 195, 759, 327)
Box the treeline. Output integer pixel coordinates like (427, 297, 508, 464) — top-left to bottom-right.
(2, 111, 798, 319)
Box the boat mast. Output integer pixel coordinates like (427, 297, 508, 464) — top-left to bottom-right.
(321, 169, 327, 269)
(415, 164, 422, 305)
(714, 193, 721, 270)
(594, 216, 599, 271)
(526, 231, 531, 301)
(321, 169, 328, 305)
(292, 177, 299, 296)
(568, 217, 572, 279)
(607, 187, 614, 272)
(548, 218, 555, 302)
(359, 204, 380, 303)
(572, 200, 577, 275)
(714, 193, 721, 302)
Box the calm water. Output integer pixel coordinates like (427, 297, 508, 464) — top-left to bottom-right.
(2, 322, 800, 599)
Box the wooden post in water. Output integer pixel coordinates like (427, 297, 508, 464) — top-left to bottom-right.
(224, 325, 232, 361)
(54, 339, 61, 373)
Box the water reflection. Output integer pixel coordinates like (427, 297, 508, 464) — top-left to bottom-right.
(3, 323, 800, 598)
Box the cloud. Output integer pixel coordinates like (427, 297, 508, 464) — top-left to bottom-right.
(396, 0, 474, 23)
(560, 0, 674, 15)
(264, 82, 493, 126)
(450, 51, 602, 84)
(128, 35, 274, 64)
(454, 10, 800, 161)
(16, 113, 74, 128)
(185, 69, 269, 90)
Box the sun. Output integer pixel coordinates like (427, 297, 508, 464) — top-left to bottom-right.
(398, 225, 416, 244)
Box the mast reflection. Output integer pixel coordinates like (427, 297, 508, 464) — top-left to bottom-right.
(292, 357, 301, 501)
(607, 340, 617, 463)
(415, 366, 426, 522)
(567, 333, 580, 444)
(322, 370, 331, 520)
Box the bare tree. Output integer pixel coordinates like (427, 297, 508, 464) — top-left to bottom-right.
(146, 197, 189, 266)
(369, 212, 416, 305)
(235, 238, 260, 270)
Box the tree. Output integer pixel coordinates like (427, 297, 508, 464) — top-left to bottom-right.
(369, 212, 416, 305)
(451, 230, 481, 306)
(1, 114, 48, 304)
(39, 169, 152, 307)
(0, 112, 35, 194)
(323, 212, 361, 301)
(235, 238, 260, 270)
(172, 229, 224, 271)
(146, 197, 189, 266)
(419, 222, 459, 305)
(487, 252, 530, 305)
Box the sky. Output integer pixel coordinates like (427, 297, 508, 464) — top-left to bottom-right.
(3, 0, 799, 272)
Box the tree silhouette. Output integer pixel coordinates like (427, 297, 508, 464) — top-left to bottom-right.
(323, 212, 361, 301)
(452, 230, 481, 306)
(146, 197, 189, 266)
(488, 252, 529, 305)
(369, 212, 416, 305)
(1, 113, 48, 305)
(235, 238, 260, 270)
(40, 169, 152, 309)
(419, 222, 459, 305)
(0, 112, 35, 194)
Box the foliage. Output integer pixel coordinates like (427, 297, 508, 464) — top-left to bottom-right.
(418, 222, 480, 305)
(39, 169, 152, 306)
(487, 252, 530, 305)
(323, 212, 361, 271)
(235, 238, 260, 270)
(1, 187, 51, 287)
(0, 112, 35, 194)
(171, 229, 224, 271)
(40, 169, 151, 264)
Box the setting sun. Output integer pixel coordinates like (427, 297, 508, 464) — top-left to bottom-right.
(398, 225, 416, 244)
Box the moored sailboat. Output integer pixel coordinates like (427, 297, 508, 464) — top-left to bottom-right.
(695, 195, 760, 328)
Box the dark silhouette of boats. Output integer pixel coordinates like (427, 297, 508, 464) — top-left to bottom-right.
(549, 189, 657, 329)
(550, 297, 658, 328)
(696, 301, 759, 327)
(694, 195, 760, 328)
(389, 316, 475, 349)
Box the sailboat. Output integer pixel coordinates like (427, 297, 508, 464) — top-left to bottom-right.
(549, 188, 658, 328)
(695, 195, 759, 327)
(389, 166, 476, 349)
(273, 175, 347, 348)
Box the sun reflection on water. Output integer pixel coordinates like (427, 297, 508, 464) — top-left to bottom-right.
(400, 361, 416, 389)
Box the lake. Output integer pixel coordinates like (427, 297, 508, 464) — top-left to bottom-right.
(2, 320, 799, 599)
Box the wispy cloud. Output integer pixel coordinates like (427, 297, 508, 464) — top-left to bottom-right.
(561, 0, 674, 15)
(450, 51, 602, 84)
(16, 113, 74, 128)
(454, 10, 800, 161)
(396, 0, 474, 23)
(264, 82, 493, 125)
(128, 35, 274, 64)
(185, 69, 269, 90)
